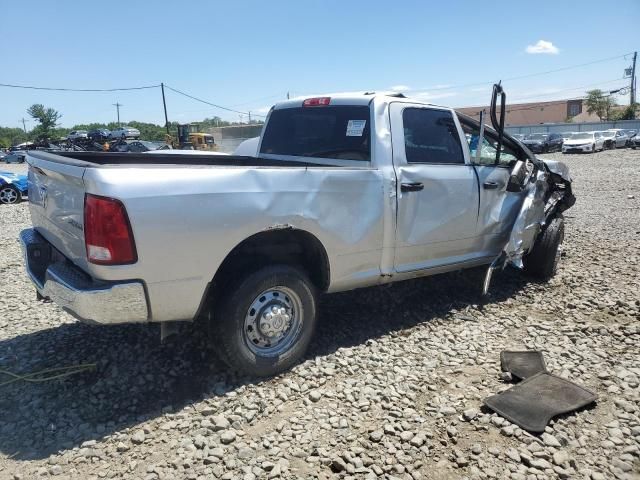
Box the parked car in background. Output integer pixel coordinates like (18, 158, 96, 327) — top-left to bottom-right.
(603, 129, 629, 149)
(562, 132, 604, 153)
(110, 140, 170, 152)
(560, 132, 576, 142)
(4, 151, 26, 163)
(109, 126, 140, 139)
(88, 128, 111, 142)
(622, 129, 637, 146)
(126, 140, 170, 152)
(630, 134, 640, 149)
(0, 170, 28, 204)
(511, 133, 524, 141)
(522, 133, 563, 153)
(67, 130, 88, 141)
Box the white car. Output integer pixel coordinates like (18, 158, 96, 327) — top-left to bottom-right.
(109, 126, 140, 139)
(67, 130, 88, 141)
(562, 132, 605, 154)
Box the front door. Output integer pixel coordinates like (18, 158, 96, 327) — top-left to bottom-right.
(456, 115, 527, 257)
(390, 104, 480, 273)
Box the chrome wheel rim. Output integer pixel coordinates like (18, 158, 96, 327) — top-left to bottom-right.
(0, 187, 18, 204)
(243, 286, 303, 356)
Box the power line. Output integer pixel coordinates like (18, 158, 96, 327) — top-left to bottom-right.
(405, 52, 634, 93)
(163, 85, 266, 117)
(460, 78, 627, 111)
(0, 83, 160, 92)
(509, 78, 627, 103)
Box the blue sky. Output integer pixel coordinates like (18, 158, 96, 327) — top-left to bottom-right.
(2, 0, 638, 128)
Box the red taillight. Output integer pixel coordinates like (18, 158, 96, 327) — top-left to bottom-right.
(84, 194, 137, 265)
(303, 97, 331, 107)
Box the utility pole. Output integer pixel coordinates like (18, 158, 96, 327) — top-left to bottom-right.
(112, 102, 123, 127)
(630, 51, 637, 106)
(287, 91, 290, 100)
(21, 118, 27, 134)
(248, 111, 251, 124)
(161, 83, 170, 136)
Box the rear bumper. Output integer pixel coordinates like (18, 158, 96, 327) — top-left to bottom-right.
(19, 229, 149, 324)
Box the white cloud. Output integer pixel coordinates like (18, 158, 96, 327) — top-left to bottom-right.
(525, 40, 559, 55)
(390, 85, 410, 92)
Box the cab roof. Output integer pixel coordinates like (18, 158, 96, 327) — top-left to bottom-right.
(271, 92, 443, 110)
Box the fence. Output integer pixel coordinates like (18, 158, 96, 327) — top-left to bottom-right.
(505, 119, 640, 135)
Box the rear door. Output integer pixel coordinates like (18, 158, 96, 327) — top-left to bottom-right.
(456, 115, 527, 256)
(389, 104, 480, 273)
(27, 154, 89, 269)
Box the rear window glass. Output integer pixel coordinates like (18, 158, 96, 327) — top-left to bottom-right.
(260, 106, 371, 161)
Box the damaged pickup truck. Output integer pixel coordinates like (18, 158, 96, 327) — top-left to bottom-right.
(20, 85, 574, 376)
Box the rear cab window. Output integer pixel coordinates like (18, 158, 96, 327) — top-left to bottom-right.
(260, 105, 371, 161)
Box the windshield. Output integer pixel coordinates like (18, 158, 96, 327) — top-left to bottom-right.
(571, 133, 593, 140)
(525, 134, 548, 140)
(260, 105, 371, 161)
(601, 131, 615, 138)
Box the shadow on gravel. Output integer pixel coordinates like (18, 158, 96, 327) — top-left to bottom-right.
(0, 266, 530, 460)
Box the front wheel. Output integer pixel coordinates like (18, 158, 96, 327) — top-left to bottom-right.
(523, 216, 564, 280)
(210, 265, 318, 376)
(0, 185, 21, 204)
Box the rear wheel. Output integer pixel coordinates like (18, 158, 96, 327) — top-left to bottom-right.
(523, 216, 564, 280)
(210, 265, 318, 376)
(0, 185, 21, 204)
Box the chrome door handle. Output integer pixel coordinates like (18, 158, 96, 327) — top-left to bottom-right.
(483, 181, 500, 189)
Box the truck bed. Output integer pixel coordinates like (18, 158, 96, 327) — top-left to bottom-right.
(27, 151, 338, 168)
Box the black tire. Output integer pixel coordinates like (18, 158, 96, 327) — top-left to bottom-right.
(211, 264, 318, 376)
(523, 216, 564, 280)
(0, 185, 22, 205)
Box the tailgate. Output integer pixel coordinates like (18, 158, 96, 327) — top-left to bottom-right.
(27, 153, 89, 270)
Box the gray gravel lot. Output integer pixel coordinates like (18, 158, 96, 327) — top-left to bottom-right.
(0, 150, 639, 480)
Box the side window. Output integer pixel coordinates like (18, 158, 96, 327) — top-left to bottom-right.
(402, 108, 464, 164)
(458, 116, 520, 166)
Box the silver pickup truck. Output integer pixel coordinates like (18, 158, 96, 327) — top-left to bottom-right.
(20, 90, 574, 376)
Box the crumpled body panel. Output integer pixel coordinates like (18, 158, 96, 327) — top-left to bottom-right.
(503, 169, 550, 267)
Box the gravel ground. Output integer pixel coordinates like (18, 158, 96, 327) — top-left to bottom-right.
(0, 150, 638, 480)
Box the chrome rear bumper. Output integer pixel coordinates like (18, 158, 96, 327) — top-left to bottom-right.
(19, 229, 148, 324)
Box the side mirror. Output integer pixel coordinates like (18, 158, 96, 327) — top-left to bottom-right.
(506, 160, 527, 192)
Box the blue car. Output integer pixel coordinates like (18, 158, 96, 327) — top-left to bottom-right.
(4, 151, 26, 163)
(0, 171, 28, 204)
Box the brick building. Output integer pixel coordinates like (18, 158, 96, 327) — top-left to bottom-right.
(456, 99, 602, 126)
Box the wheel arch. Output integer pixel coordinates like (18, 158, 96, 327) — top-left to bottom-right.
(201, 227, 331, 313)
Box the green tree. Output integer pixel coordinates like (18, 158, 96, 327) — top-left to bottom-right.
(27, 104, 62, 140)
(611, 103, 639, 121)
(585, 90, 618, 121)
(0, 126, 29, 147)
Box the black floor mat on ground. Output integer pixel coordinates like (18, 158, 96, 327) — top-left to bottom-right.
(500, 351, 547, 380)
(484, 372, 597, 433)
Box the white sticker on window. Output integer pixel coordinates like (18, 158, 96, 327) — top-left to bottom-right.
(346, 119, 366, 136)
